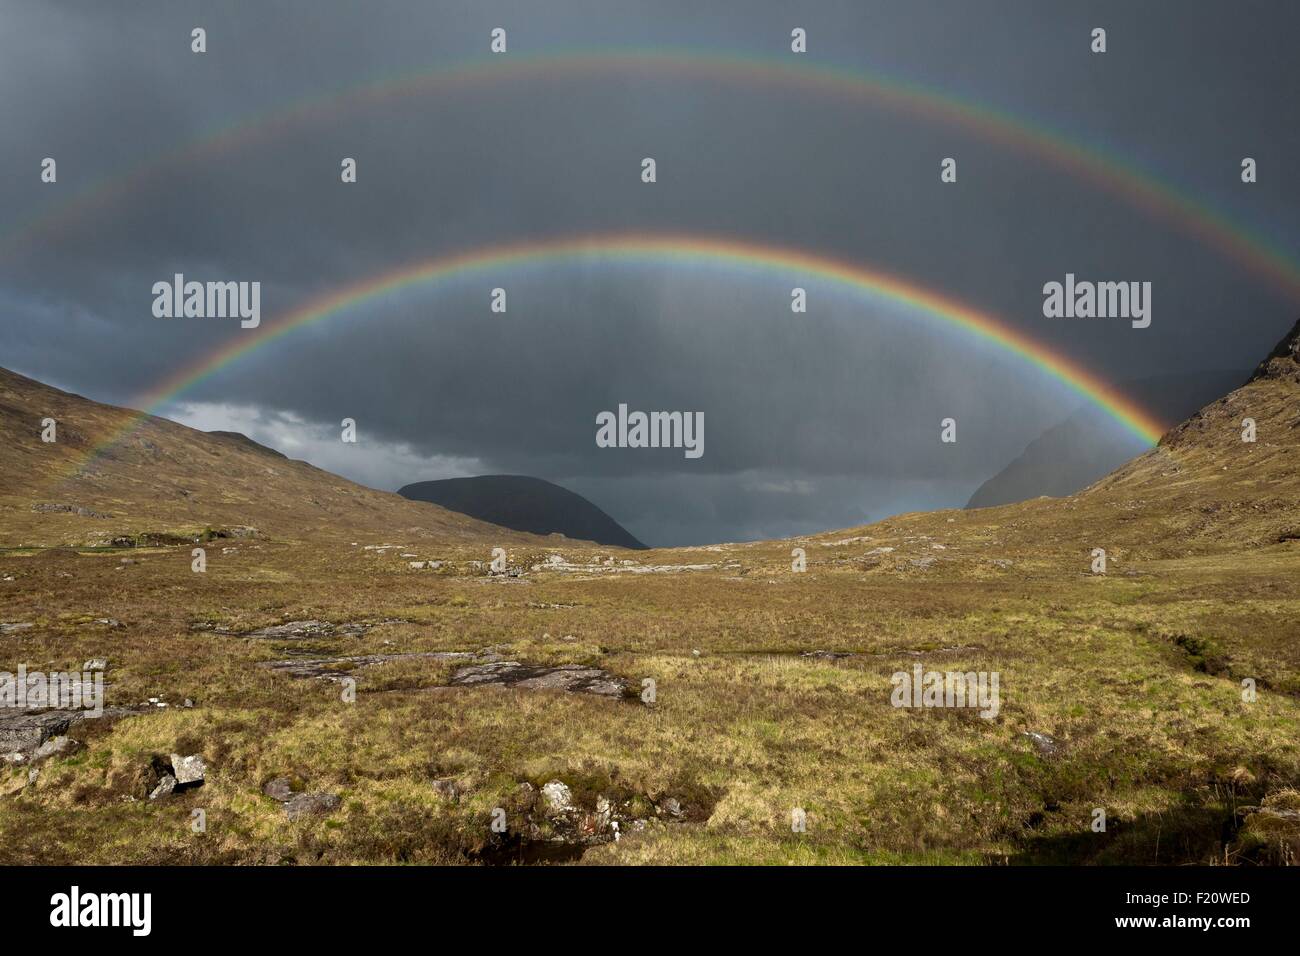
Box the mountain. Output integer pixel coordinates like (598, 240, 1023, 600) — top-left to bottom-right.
(0, 366, 519, 548)
(966, 369, 1248, 509)
(398, 475, 647, 549)
(886, 320, 1300, 558)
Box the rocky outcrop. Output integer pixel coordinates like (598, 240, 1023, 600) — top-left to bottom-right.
(0, 712, 81, 754)
(449, 661, 630, 699)
(31, 503, 111, 518)
(1247, 317, 1300, 383)
(260, 651, 475, 682)
(260, 776, 342, 820)
(198, 619, 371, 639)
(284, 791, 342, 821)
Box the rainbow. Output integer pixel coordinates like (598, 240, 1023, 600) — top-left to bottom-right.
(68, 234, 1165, 479)
(8, 49, 1300, 301)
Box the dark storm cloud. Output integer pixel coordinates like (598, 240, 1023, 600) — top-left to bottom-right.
(2, 1, 1297, 545)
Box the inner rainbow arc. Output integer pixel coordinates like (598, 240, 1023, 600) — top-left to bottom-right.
(83, 234, 1165, 480)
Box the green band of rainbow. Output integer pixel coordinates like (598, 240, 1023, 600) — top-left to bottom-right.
(9, 49, 1300, 302)
(73, 234, 1164, 479)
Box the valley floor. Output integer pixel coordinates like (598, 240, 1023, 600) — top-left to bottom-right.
(3, 525, 1298, 865)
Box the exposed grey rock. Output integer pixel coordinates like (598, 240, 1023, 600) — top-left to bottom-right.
(32, 503, 110, 518)
(31, 735, 82, 764)
(534, 559, 715, 575)
(149, 774, 177, 800)
(83, 658, 108, 671)
(260, 651, 473, 682)
(170, 754, 206, 787)
(284, 791, 341, 820)
(198, 618, 383, 639)
(450, 661, 629, 698)
(1021, 731, 1059, 757)
(262, 777, 294, 802)
(0, 622, 33, 634)
(248, 620, 340, 639)
(0, 706, 141, 757)
(0, 712, 78, 753)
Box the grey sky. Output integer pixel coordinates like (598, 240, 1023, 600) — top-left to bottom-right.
(1, 1, 1297, 545)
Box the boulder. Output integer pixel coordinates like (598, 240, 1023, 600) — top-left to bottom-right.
(1021, 731, 1059, 757)
(263, 777, 295, 802)
(540, 780, 574, 816)
(31, 735, 82, 765)
(0, 712, 79, 754)
(170, 754, 206, 787)
(284, 791, 341, 821)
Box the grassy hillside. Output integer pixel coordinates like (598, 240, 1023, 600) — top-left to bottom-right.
(0, 367, 533, 549)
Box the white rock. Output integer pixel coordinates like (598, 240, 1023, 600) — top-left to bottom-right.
(540, 780, 574, 815)
(170, 753, 206, 786)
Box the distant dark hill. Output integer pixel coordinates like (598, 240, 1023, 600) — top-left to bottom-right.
(967, 370, 1248, 509)
(398, 475, 647, 549)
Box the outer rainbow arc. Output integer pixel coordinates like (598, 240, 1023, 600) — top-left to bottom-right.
(8, 49, 1300, 302)
(69, 233, 1166, 481)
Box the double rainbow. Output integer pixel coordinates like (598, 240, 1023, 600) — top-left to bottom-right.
(66, 234, 1165, 480)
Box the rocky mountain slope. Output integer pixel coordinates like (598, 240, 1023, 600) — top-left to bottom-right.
(966, 370, 1248, 509)
(830, 322, 1300, 561)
